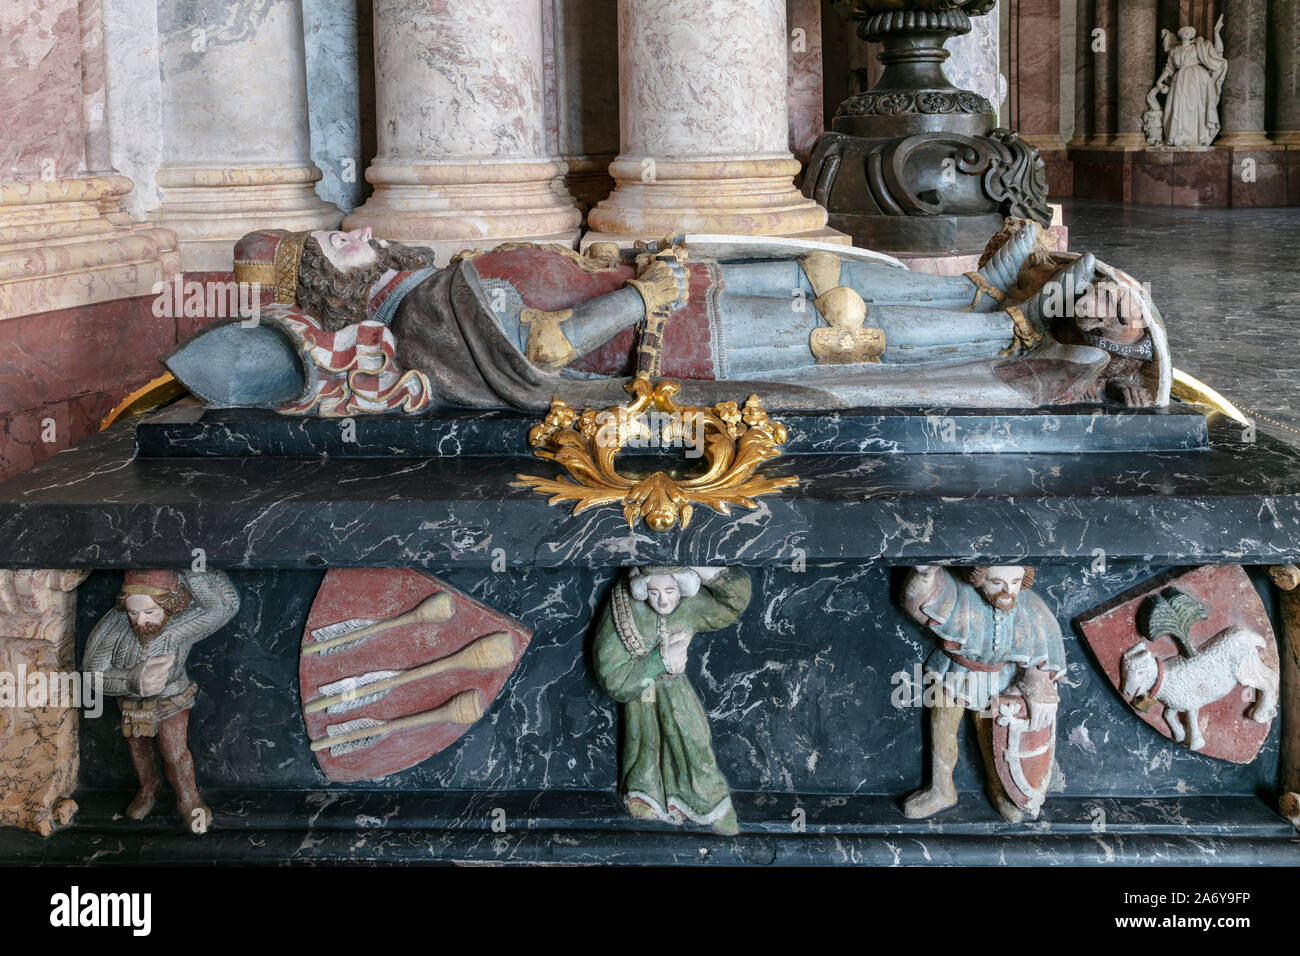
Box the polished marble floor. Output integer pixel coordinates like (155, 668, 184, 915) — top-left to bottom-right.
(1061, 200, 1299, 439)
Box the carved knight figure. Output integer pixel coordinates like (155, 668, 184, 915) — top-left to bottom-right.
(899, 565, 1066, 822)
(164, 220, 1171, 415)
(592, 566, 751, 834)
(82, 570, 240, 832)
(1150, 18, 1228, 149)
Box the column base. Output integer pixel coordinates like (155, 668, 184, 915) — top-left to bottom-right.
(0, 176, 179, 321)
(150, 165, 342, 272)
(586, 156, 840, 242)
(1272, 131, 1300, 146)
(1216, 131, 1275, 148)
(343, 159, 582, 258)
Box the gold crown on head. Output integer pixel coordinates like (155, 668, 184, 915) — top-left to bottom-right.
(233, 229, 312, 305)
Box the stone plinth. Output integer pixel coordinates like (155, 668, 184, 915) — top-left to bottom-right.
(1070, 147, 1296, 207)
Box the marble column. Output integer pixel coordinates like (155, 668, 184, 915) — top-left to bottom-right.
(1089, 0, 1118, 144)
(0, 0, 178, 320)
(787, 0, 825, 166)
(1218, 0, 1270, 147)
(1008, 0, 1064, 150)
(1069, 0, 1094, 147)
(1113, 0, 1157, 148)
(585, 0, 839, 244)
(148, 0, 339, 271)
(551, 0, 620, 217)
(1271, 0, 1300, 145)
(344, 0, 580, 260)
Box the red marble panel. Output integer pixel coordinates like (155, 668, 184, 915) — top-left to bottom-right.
(1227, 150, 1290, 208)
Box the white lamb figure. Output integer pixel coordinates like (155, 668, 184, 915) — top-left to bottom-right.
(1119, 625, 1278, 752)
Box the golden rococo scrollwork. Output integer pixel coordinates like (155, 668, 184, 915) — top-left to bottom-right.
(513, 374, 798, 532)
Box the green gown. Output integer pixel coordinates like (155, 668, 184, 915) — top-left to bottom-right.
(593, 568, 751, 825)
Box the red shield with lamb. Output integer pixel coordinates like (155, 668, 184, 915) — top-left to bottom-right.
(1074, 565, 1279, 763)
(299, 569, 531, 782)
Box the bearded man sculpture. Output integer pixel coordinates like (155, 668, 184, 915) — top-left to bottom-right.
(164, 221, 1171, 415)
(899, 565, 1066, 822)
(82, 571, 240, 832)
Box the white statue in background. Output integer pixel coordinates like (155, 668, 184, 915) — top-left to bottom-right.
(1148, 16, 1227, 149)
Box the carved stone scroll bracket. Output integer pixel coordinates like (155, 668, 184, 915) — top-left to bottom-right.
(0, 570, 91, 836)
(1266, 563, 1300, 829)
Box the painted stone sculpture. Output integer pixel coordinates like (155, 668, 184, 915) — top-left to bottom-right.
(1148, 18, 1227, 149)
(593, 566, 751, 834)
(1076, 565, 1279, 763)
(82, 570, 240, 832)
(899, 565, 1066, 822)
(300, 569, 531, 783)
(164, 221, 1172, 413)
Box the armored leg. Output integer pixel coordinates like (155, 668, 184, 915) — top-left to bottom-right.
(902, 694, 964, 818)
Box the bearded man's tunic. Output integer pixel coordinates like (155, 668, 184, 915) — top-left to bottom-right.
(916, 569, 1066, 713)
(82, 572, 240, 737)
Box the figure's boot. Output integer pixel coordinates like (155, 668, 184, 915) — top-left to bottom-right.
(124, 737, 161, 821)
(975, 224, 1040, 298)
(1019, 253, 1096, 336)
(976, 715, 1025, 823)
(158, 712, 211, 834)
(901, 700, 964, 819)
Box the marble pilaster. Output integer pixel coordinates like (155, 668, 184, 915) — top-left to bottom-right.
(1089, 0, 1117, 144)
(148, 0, 340, 271)
(0, 570, 89, 836)
(1008, 0, 1064, 150)
(1113, 0, 1157, 149)
(585, 0, 840, 245)
(1217, 0, 1270, 147)
(0, 0, 178, 321)
(344, 0, 580, 261)
(1270, 0, 1300, 145)
(1069, 0, 1094, 147)
(786, 0, 825, 166)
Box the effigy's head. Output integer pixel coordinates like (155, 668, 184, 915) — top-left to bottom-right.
(232, 228, 436, 332)
(966, 566, 1034, 612)
(629, 566, 702, 616)
(115, 570, 193, 641)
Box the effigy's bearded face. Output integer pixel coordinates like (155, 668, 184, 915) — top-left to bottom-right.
(975, 566, 1025, 611)
(311, 227, 380, 273)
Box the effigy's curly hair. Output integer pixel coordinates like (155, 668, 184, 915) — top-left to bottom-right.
(965, 566, 1035, 589)
(115, 585, 193, 619)
(297, 237, 436, 332)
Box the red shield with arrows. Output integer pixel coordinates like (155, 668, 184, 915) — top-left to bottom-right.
(299, 569, 531, 782)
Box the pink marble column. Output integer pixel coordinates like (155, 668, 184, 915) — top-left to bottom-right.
(1090, 0, 1118, 144)
(1008, 0, 1064, 150)
(1113, 0, 1157, 149)
(585, 0, 842, 244)
(0, 0, 177, 321)
(344, 0, 581, 261)
(149, 0, 340, 271)
(787, 0, 825, 166)
(1068, 0, 1094, 147)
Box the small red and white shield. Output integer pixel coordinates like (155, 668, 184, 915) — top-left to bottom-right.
(299, 569, 531, 782)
